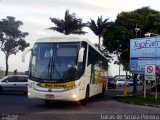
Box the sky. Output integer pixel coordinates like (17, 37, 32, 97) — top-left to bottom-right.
(0, 0, 160, 76)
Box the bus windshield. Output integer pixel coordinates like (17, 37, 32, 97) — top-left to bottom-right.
(29, 42, 80, 83)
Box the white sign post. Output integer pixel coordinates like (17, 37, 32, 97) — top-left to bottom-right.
(145, 65, 156, 80)
(144, 65, 156, 98)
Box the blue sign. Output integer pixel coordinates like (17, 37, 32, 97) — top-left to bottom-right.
(130, 36, 160, 73)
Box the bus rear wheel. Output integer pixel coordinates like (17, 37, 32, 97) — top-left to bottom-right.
(80, 86, 89, 106)
(0, 86, 3, 93)
(44, 100, 52, 104)
(101, 84, 106, 97)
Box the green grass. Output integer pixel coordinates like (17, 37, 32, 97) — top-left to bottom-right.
(114, 95, 160, 106)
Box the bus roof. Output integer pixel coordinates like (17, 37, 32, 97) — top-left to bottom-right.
(37, 36, 88, 43)
(36, 36, 108, 60)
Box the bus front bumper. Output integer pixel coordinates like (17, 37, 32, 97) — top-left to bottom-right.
(28, 87, 81, 101)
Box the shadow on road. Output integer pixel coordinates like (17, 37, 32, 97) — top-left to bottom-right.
(33, 93, 112, 111)
(0, 92, 27, 96)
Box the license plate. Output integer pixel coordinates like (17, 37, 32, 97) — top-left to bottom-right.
(45, 94, 54, 99)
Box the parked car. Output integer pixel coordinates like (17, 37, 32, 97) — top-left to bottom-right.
(137, 79, 142, 85)
(114, 75, 131, 80)
(116, 79, 129, 87)
(128, 79, 142, 86)
(0, 75, 28, 93)
(108, 77, 116, 89)
(128, 80, 133, 86)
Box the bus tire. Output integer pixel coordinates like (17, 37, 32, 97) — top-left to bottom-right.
(44, 100, 52, 104)
(101, 84, 106, 97)
(24, 91, 27, 95)
(80, 86, 89, 106)
(0, 86, 3, 93)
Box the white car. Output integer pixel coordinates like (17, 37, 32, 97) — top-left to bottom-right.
(128, 79, 142, 86)
(0, 75, 28, 93)
(116, 79, 129, 87)
(128, 80, 133, 86)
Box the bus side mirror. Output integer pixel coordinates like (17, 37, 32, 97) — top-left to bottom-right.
(22, 47, 32, 63)
(78, 47, 85, 63)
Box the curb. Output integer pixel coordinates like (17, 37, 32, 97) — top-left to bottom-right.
(114, 97, 160, 108)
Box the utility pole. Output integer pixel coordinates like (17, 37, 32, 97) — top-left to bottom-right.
(132, 24, 141, 94)
(135, 24, 141, 38)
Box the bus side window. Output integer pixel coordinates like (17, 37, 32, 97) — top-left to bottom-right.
(88, 45, 99, 66)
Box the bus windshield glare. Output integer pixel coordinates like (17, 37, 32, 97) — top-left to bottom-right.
(29, 43, 80, 82)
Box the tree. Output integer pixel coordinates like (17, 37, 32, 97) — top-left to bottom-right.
(103, 6, 160, 71)
(0, 16, 30, 75)
(48, 9, 87, 35)
(87, 16, 109, 49)
(103, 6, 160, 94)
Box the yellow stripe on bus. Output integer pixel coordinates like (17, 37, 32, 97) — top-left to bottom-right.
(95, 79, 106, 84)
(39, 81, 75, 89)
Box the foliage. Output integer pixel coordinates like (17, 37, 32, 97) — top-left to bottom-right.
(87, 16, 109, 49)
(48, 9, 87, 35)
(0, 16, 29, 75)
(115, 95, 160, 106)
(103, 7, 160, 71)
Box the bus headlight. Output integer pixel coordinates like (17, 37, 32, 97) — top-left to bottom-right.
(28, 92, 31, 96)
(65, 85, 76, 90)
(72, 94, 77, 98)
(77, 82, 81, 86)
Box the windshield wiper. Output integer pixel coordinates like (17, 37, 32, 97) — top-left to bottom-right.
(48, 57, 62, 81)
(48, 57, 54, 80)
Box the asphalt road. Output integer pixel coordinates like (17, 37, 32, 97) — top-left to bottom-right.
(0, 86, 160, 120)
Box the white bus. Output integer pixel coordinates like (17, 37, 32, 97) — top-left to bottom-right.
(22, 36, 108, 105)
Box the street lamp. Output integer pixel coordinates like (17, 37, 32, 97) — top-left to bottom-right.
(135, 23, 141, 38)
(135, 27, 141, 38)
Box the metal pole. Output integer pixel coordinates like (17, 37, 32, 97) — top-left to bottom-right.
(124, 82, 127, 96)
(119, 65, 120, 79)
(144, 80, 146, 98)
(155, 79, 157, 99)
(136, 31, 137, 38)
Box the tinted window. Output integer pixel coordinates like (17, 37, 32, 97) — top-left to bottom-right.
(18, 76, 28, 82)
(108, 78, 114, 81)
(118, 79, 125, 81)
(6, 76, 18, 82)
(87, 45, 108, 69)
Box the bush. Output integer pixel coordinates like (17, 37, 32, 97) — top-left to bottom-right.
(151, 84, 160, 92)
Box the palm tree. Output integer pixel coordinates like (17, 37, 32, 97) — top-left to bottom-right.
(48, 9, 87, 35)
(87, 16, 109, 49)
